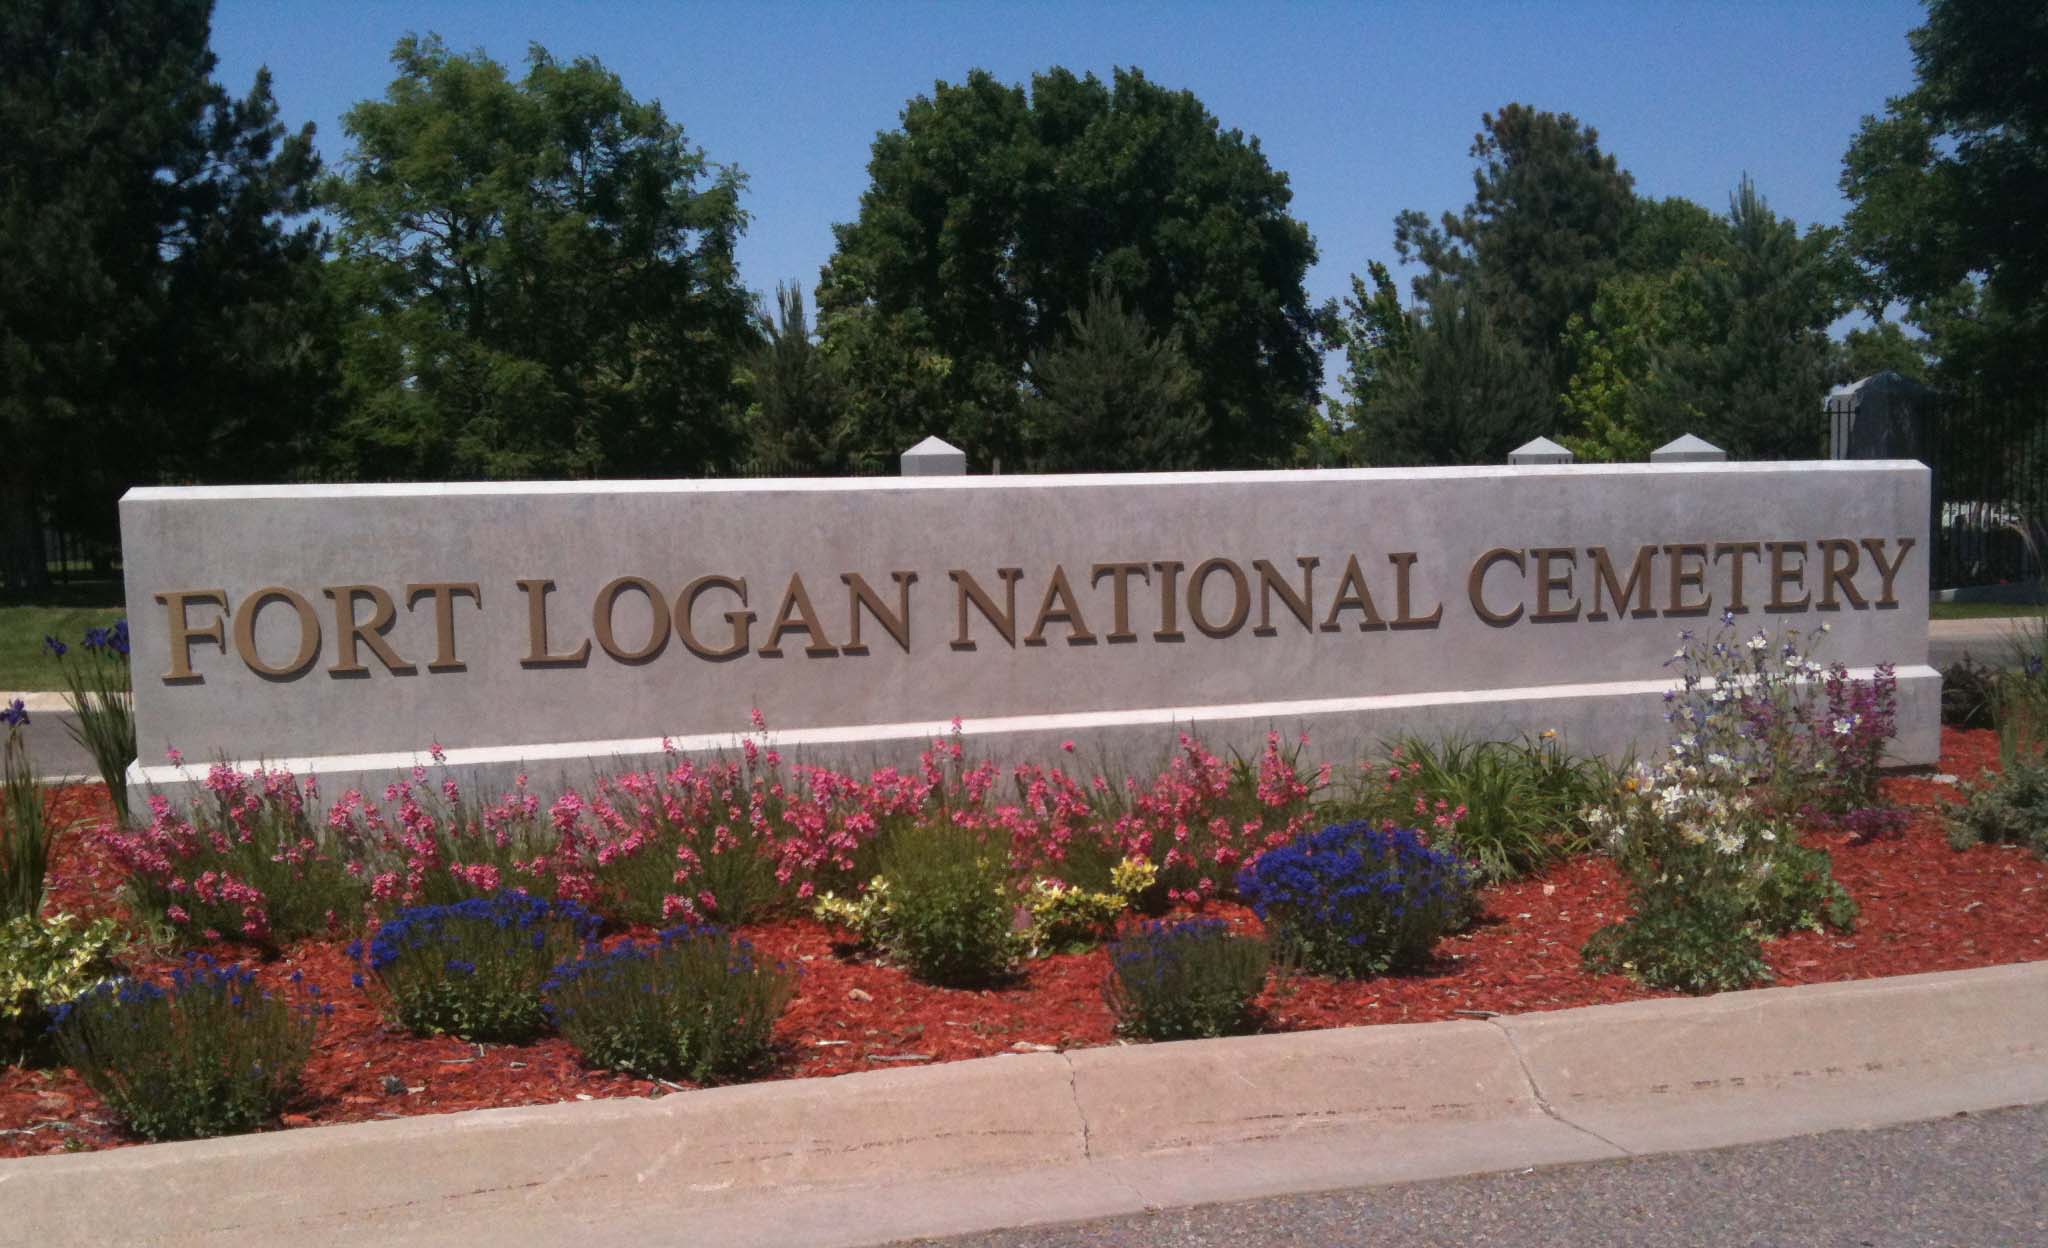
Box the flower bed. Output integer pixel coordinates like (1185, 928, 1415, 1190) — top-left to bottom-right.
(3, 726, 2041, 1158)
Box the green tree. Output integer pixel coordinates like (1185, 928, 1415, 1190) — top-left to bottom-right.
(0, 0, 328, 588)
(741, 284, 841, 475)
(1842, 0, 2048, 384)
(1348, 282, 1553, 467)
(1394, 105, 1636, 389)
(1559, 181, 1848, 460)
(818, 67, 1324, 471)
(324, 35, 756, 481)
(1019, 284, 1207, 472)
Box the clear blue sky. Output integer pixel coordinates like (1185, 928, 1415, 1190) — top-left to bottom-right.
(212, 0, 1925, 376)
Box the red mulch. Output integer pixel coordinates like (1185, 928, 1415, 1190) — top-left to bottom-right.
(4, 727, 2042, 1158)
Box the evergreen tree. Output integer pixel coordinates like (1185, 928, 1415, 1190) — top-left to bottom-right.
(0, 0, 327, 587)
(742, 284, 841, 475)
(1019, 285, 1207, 472)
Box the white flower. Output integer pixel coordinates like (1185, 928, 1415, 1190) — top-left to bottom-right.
(1712, 828, 1746, 855)
(1748, 632, 1768, 652)
(1832, 716, 1856, 735)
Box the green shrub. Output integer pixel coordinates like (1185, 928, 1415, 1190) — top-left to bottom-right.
(358, 892, 598, 1042)
(1582, 874, 1771, 995)
(1234, 822, 1471, 978)
(544, 927, 793, 1081)
(1106, 919, 1268, 1040)
(0, 913, 120, 1062)
(109, 767, 368, 944)
(1947, 752, 2048, 855)
(53, 958, 319, 1140)
(813, 821, 1022, 987)
(1940, 657, 1998, 731)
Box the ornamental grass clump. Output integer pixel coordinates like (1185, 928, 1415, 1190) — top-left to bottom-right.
(2, 701, 52, 924)
(1105, 919, 1269, 1040)
(52, 957, 321, 1140)
(43, 624, 136, 823)
(1235, 822, 1471, 978)
(1345, 733, 1610, 882)
(359, 892, 598, 1042)
(543, 927, 793, 1082)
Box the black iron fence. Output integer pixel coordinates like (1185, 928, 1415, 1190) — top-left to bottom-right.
(1919, 389, 2048, 589)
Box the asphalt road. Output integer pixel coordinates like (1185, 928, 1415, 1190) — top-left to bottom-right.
(904, 1102, 2048, 1248)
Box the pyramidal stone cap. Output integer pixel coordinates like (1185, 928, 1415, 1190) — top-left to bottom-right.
(1508, 436, 1574, 465)
(1650, 433, 1726, 463)
(900, 435, 967, 476)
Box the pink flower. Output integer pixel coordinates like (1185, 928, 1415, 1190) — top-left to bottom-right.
(165, 746, 184, 766)
(1060, 740, 1076, 753)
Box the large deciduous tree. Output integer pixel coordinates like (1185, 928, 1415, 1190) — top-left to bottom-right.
(818, 67, 1324, 471)
(324, 36, 757, 480)
(1841, 0, 2048, 387)
(0, 0, 328, 588)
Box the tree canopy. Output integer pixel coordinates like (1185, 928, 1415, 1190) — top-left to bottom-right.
(322, 35, 758, 480)
(817, 67, 1325, 471)
(0, 0, 328, 587)
(1842, 0, 2048, 388)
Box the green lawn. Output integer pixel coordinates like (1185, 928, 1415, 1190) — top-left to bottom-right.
(1930, 601, 2047, 621)
(0, 581, 126, 692)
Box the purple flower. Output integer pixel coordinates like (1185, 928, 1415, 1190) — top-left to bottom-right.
(43, 635, 67, 658)
(0, 699, 26, 728)
(110, 620, 131, 658)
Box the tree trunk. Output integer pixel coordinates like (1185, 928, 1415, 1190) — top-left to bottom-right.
(0, 461, 50, 593)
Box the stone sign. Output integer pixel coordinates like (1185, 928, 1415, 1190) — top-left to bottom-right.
(120, 461, 1937, 800)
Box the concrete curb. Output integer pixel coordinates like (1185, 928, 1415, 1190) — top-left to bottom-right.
(2, 962, 2045, 1247)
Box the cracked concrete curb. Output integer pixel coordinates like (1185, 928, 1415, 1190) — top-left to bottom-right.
(3, 961, 2045, 1247)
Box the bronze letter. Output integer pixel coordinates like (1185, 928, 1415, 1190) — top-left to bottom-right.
(1767, 541, 1810, 612)
(1468, 548, 1526, 628)
(1187, 558, 1250, 638)
(519, 579, 591, 668)
(1662, 545, 1712, 618)
(1319, 555, 1386, 632)
(326, 585, 416, 676)
(593, 576, 672, 664)
(759, 573, 838, 657)
(1712, 542, 1764, 614)
(1090, 562, 1152, 643)
(1151, 560, 1186, 641)
(1529, 549, 1580, 623)
(1388, 552, 1443, 629)
(156, 589, 229, 682)
(841, 572, 916, 654)
(949, 568, 1024, 650)
(1817, 539, 1867, 611)
(1252, 557, 1318, 636)
(676, 575, 753, 660)
(1025, 565, 1096, 645)
(1861, 537, 1915, 608)
(233, 586, 321, 679)
(404, 582, 479, 671)
(1586, 546, 1657, 620)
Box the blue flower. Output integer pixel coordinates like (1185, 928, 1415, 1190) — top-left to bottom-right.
(0, 699, 26, 728)
(43, 635, 67, 658)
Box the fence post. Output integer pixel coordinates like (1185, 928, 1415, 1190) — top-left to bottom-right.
(1507, 436, 1574, 466)
(900, 435, 967, 477)
(1650, 434, 1726, 464)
